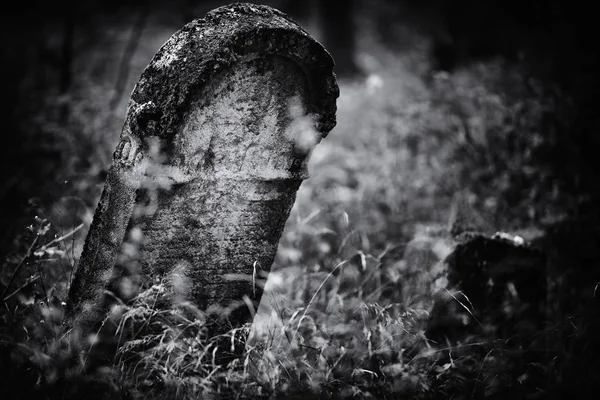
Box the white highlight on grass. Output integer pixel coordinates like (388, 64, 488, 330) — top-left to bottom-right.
(366, 73, 383, 95)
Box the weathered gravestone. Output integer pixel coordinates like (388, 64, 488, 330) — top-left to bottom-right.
(426, 233, 547, 344)
(66, 3, 338, 340)
(425, 232, 548, 394)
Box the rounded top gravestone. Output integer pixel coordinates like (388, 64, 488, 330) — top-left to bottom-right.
(66, 3, 339, 336)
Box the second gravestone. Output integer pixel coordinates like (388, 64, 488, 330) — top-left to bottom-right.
(66, 4, 338, 338)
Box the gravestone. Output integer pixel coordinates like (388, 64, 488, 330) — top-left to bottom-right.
(66, 3, 339, 338)
(426, 233, 547, 344)
(425, 232, 548, 394)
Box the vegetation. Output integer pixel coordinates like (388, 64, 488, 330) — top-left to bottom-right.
(1, 1, 599, 399)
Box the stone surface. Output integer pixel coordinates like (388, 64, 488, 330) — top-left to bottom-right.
(66, 3, 338, 334)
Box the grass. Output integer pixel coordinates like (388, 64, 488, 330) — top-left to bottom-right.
(0, 8, 594, 399)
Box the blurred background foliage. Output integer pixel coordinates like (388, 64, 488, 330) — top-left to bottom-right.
(1, 0, 600, 398)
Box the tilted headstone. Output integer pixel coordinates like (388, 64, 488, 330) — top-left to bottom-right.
(66, 4, 338, 336)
